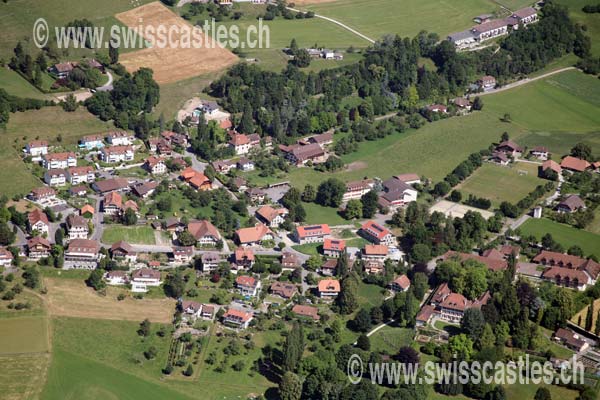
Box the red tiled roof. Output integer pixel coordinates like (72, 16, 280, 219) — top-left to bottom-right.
(28, 209, 48, 226)
(318, 279, 340, 293)
(292, 304, 320, 320)
(561, 156, 590, 172)
(224, 308, 252, 323)
(296, 224, 330, 239)
(393, 275, 410, 290)
(235, 224, 272, 244)
(364, 244, 388, 256)
(361, 221, 391, 241)
(234, 247, 255, 262)
(323, 238, 346, 252)
(188, 220, 220, 240)
(542, 160, 561, 174)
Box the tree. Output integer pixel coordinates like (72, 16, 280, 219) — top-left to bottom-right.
(410, 243, 431, 265)
(571, 142, 593, 161)
(292, 49, 311, 68)
(361, 190, 379, 218)
(357, 334, 370, 350)
(109, 42, 119, 64)
(534, 387, 551, 400)
(183, 364, 194, 376)
(344, 199, 363, 220)
(336, 252, 349, 278)
(479, 323, 496, 350)
(352, 308, 372, 332)
(163, 271, 185, 298)
(282, 322, 304, 372)
(461, 308, 485, 341)
(62, 93, 79, 112)
(585, 299, 595, 331)
(397, 346, 420, 366)
(472, 96, 484, 111)
(86, 268, 105, 291)
(178, 230, 196, 246)
(301, 184, 316, 202)
(0, 222, 15, 245)
(316, 178, 346, 207)
(449, 190, 462, 202)
(238, 104, 255, 133)
(433, 181, 451, 197)
(337, 276, 359, 314)
(448, 334, 474, 361)
(144, 346, 157, 359)
(122, 207, 138, 225)
(138, 318, 151, 337)
(22, 267, 40, 289)
(279, 371, 302, 400)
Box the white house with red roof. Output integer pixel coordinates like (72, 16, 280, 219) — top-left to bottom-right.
(24, 140, 48, 160)
(235, 275, 262, 297)
(390, 275, 411, 292)
(294, 224, 331, 244)
(360, 221, 396, 246)
(131, 268, 162, 292)
(318, 279, 340, 298)
(323, 238, 346, 258)
(0, 247, 14, 267)
(28, 209, 49, 236)
(100, 146, 134, 163)
(223, 308, 253, 329)
(235, 224, 274, 246)
(42, 152, 77, 170)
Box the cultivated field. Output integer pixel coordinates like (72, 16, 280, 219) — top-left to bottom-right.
(519, 218, 600, 259)
(457, 162, 544, 207)
(116, 2, 238, 84)
(102, 225, 157, 245)
(44, 278, 175, 323)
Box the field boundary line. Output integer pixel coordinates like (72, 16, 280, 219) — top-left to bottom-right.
(285, 6, 375, 44)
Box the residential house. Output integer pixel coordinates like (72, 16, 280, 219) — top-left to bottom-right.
(70, 186, 88, 197)
(200, 304, 215, 320)
(212, 160, 236, 174)
(453, 97, 472, 110)
(364, 261, 385, 275)
(506, 7, 538, 27)
(471, 19, 508, 42)
(292, 304, 320, 321)
(100, 146, 134, 163)
(236, 275, 262, 297)
(44, 169, 67, 186)
(222, 309, 253, 329)
(541, 160, 562, 176)
(66, 166, 95, 185)
(235, 224, 274, 246)
(131, 268, 161, 293)
(390, 275, 411, 292)
(236, 157, 255, 172)
(416, 305, 436, 327)
(79, 134, 105, 150)
(553, 328, 589, 353)
(27, 237, 51, 260)
(181, 300, 203, 321)
(427, 104, 448, 113)
(50, 62, 76, 78)
(496, 140, 523, 157)
(321, 259, 337, 276)
(561, 156, 591, 173)
(233, 247, 255, 269)
(530, 146, 550, 160)
(103, 192, 122, 215)
(280, 143, 327, 166)
(172, 246, 194, 264)
(165, 217, 181, 233)
(245, 187, 267, 204)
(270, 282, 298, 299)
(0, 247, 13, 266)
(111, 241, 137, 263)
(477, 75, 496, 90)
(188, 220, 221, 246)
(42, 152, 77, 170)
(28, 209, 49, 236)
(105, 270, 128, 285)
(144, 156, 167, 174)
(281, 251, 299, 269)
(180, 167, 212, 191)
(360, 221, 396, 246)
(161, 131, 188, 148)
(201, 252, 221, 272)
(64, 239, 101, 266)
(28, 187, 56, 203)
(318, 279, 341, 298)
(106, 131, 133, 146)
(557, 195, 586, 213)
(362, 244, 389, 262)
(24, 140, 49, 160)
(229, 133, 252, 155)
(378, 176, 418, 210)
(66, 214, 89, 240)
(294, 224, 331, 244)
(342, 179, 374, 202)
(490, 151, 510, 166)
(323, 238, 346, 258)
(131, 181, 158, 198)
(255, 205, 288, 228)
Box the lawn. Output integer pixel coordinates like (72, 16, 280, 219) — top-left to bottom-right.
(0, 67, 50, 99)
(368, 325, 413, 354)
(292, 242, 322, 256)
(457, 162, 545, 207)
(0, 316, 49, 354)
(356, 281, 386, 308)
(519, 218, 600, 259)
(587, 208, 600, 235)
(301, 0, 499, 40)
(303, 201, 348, 225)
(102, 225, 156, 245)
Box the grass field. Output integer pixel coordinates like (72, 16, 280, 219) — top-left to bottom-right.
(303, 201, 348, 225)
(0, 353, 51, 400)
(154, 71, 222, 119)
(44, 278, 175, 323)
(519, 218, 600, 259)
(102, 225, 156, 245)
(0, 316, 49, 354)
(457, 162, 544, 207)
(557, 0, 600, 56)
(301, 0, 499, 39)
(369, 325, 413, 354)
(0, 67, 50, 100)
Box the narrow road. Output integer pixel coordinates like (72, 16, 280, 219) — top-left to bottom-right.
(96, 70, 114, 92)
(286, 6, 375, 44)
(477, 67, 576, 96)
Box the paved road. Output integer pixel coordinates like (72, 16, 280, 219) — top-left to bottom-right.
(96, 71, 114, 92)
(286, 6, 375, 44)
(477, 67, 576, 96)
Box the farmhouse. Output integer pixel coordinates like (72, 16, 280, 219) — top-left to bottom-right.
(255, 205, 288, 228)
(530, 146, 550, 160)
(541, 160, 562, 175)
(223, 309, 253, 329)
(390, 275, 411, 292)
(200, 252, 220, 272)
(28, 209, 49, 236)
(235, 224, 274, 246)
(42, 152, 77, 170)
(236, 275, 262, 297)
(131, 268, 161, 293)
(188, 220, 221, 246)
(495, 140, 523, 157)
(24, 140, 49, 159)
(557, 195, 586, 213)
(66, 214, 89, 240)
(561, 156, 591, 173)
(50, 62, 76, 78)
(342, 179, 374, 202)
(29, 187, 56, 202)
(100, 146, 135, 163)
(103, 192, 122, 215)
(323, 238, 346, 258)
(44, 169, 67, 186)
(0, 247, 13, 266)
(144, 156, 167, 174)
(489, 151, 509, 166)
(270, 281, 298, 299)
(66, 166, 95, 185)
(318, 279, 341, 298)
(233, 247, 255, 269)
(360, 221, 396, 246)
(64, 239, 101, 266)
(308, 131, 334, 147)
(27, 237, 51, 260)
(280, 143, 327, 166)
(294, 224, 331, 244)
(292, 304, 320, 321)
(79, 134, 104, 150)
(110, 241, 137, 263)
(106, 131, 133, 146)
